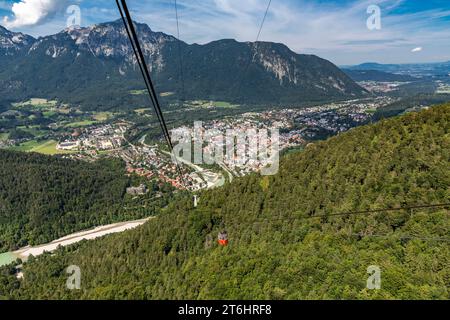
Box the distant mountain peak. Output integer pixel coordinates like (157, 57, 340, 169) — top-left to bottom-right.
(0, 20, 367, 106)
(0, 25, 35, 55)
(46, 20, 176, 62)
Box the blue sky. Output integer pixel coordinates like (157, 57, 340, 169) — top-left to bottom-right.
(0, 0, 449, 65)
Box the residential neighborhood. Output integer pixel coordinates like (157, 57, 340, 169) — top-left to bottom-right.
(1, 96, 397, 191)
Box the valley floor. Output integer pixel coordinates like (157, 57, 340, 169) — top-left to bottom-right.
(0, 218, 151, 267)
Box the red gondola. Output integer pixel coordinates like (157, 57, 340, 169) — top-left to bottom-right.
(218, 231, 229, 246)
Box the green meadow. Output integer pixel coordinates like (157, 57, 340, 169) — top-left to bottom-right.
(9, 140, 74, 155)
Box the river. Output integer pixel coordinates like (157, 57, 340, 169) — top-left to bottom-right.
(0, 217, 151, 267)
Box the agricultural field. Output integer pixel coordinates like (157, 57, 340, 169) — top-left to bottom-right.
(92, 112, 115, 121)
(12, 98, 58, 109)
(160, 92, 174, 97)
(130, 90, 175, 97)
(10, 98, 79, 117)
(16, 125, 48, 137)
(9, 140, 74, 155)
(188, 100, 239, 109)
(64, 120, 97, 128)
(43, 111, 57, 117)
(57, 108, 72, 114)
(130, 89, 147, 95)
(1, 98, 132, 157)
(214, 101, 237, 108)
(134, 108, 152, 114)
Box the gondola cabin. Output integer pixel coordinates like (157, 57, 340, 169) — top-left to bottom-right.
(218, 231, 229, 246)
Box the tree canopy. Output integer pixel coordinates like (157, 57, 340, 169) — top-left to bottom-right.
(1, 104, 449, 300)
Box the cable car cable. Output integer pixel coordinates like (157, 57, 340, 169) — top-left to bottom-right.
(212, 202, 450, 243)
(232, 0, 273, 97)
(251, 202, 450, 222)
(349, 233, 450, 243)
(174, 0, 186, 103)
(206, 203, 450, 228)
(116, 0, 169, 148)
(256, 0, 273, 42)
(116, 0, 188, 189)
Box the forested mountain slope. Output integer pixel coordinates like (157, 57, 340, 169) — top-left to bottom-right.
(0, 152, 167, 252)
(343, 69, 418, 82)
(1, 104, 449, 299)
(0, 20, 367, 109)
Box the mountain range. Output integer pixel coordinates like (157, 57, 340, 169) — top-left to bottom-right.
(345, 61, 450, 78)
(342, 69, 419, 82)
(0, 20, 367, 110)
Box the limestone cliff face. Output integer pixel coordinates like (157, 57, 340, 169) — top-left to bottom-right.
(0, 20, 367, 106)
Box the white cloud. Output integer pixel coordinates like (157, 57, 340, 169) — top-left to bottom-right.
(157, 0, 449, 64)
(2, 0, 450, 64)
(132, 0, 441, 64)
(2, 0, 70, 29)
(411, 47, 422, 53)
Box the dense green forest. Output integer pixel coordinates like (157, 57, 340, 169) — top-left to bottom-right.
(0, 151, 171, 252)
(374, 93, 450, 119)
(0, 104, 449, 299)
